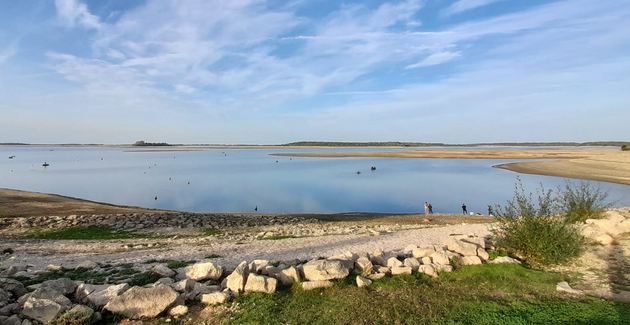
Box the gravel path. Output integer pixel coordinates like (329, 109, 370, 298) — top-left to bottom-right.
(2, 223, 490, 270)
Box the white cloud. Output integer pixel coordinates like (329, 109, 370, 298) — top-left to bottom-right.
(175, 84, 196, 94)
(442, 0, 505, 17)
(405, 51, 461, 68)
(0, 48, 17, 65)
(54, 0, 101, 30)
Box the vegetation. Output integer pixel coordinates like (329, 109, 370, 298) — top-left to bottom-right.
(203, 229, 222, 236)
(2, 247, 13, 254)
(27, 226, 164, 240)
(558, 180, 611, 223)
(622, 144, 629, 151)
(132, 140, 171, 146)
(259, 235, 297, 240)
(216, 264, 629, 324)
(50, 309, 93, 325)
(492, 177, 611, 266)
(206, 254, 222, 259)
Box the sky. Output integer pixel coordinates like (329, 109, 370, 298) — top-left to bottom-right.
(0, 0, 629, 144)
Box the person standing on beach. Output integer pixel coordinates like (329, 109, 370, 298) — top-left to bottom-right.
(424, 202, 429, 215)
(462, 204, 467, 215)
(428, 203, 433, 214)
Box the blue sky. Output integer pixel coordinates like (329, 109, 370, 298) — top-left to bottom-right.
(0, 0, 629, 144)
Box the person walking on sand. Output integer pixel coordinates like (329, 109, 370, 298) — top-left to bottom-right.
(488, 205, 494, 216)
(462, 203, 467, 215)
(428, 203, 433, 214)
(424, 202, 429, 215)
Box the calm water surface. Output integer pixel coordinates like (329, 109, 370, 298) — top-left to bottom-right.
(1, 147, 629, 214)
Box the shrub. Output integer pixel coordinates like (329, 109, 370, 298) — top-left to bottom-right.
(557, 180, 611, 223)
(2, 248, 13, 254)
(492, 178, 585, 266)
(622, 144, 629, 151)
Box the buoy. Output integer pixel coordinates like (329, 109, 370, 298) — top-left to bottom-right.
(155, 196, 158, 200)
(356, 171, 361, 174)
(187, 182, 190, 185)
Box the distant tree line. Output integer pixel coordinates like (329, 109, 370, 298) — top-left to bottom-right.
(282, 141, 630, 147)
(132, 140, 171, 147)
(622, 144, 630, 151)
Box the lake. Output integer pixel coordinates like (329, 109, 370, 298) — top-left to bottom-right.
(2, 146, 629, 214)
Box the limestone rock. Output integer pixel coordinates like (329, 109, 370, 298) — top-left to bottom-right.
(1, 315, 21, 325)
(404, 245, 418, 253)
(458, 256, 482, 266)
(171, 279, 197, 293)
(0, 289, 10, 308)
(151, 264, 176, 278)
(367, 273, 386, 280)
(185, 262, 223, 281)
(302, 281, 333, 290)
(435, 264, 453, 273)
(403, 258, 420, 272)
(328, 257, 354, 271)
(488, 256, 520, 264)
(226, 261, 249, 295)
(276, 266, 300, 286)
(39, 278, 77, 296)
(429, 251, 450, 265)
(200, 292, 230, 305)
(168, 305, 188, 317)
(0, 303, 18, 316)
(27, 287, 72, 310)
(0, 265, 26, 277)
(248, 260, 269, 275)
(587, 219, 625, 237)
(391, 266, 412, 276)
(556, 282, 583, 295)
(22, 297, 65, 324)
(188, 284, 221, 301)
(0, 279, 27, 300)
(76, 261, 98, 270)
(370, 255, 387, 267)
(302, 260, 349, 281)
(104, 285, 178, 319)
(412, 246, 435, 258)
(374, 266, 390, 274)
(386, 257, 403, 268)
(76, 283, 129, 307)
(244, 274, 277, 294)
(46, 265, 62, 272)
(477, 248, 490, 262)
(594, 234, 614, 246)
(420, 257, 432, 265)
(356, 276, 372, 288)
(418, 264, 438, 277)
(444, 238, 478, 256)
(354, 257, 373, 275)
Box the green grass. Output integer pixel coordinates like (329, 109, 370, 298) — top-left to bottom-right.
(27, 226, 165, 240)
(258, 235, 296, 241)
(215, 264, 630, 325)
(203, 229, 222, 236)
(206, 254, 222, 259)
(2, 248, 13, 254)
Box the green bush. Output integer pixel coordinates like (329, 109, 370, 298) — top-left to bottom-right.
(622, 144, 629, 151)
(557, 180, 610, 223)
(492, 178, 585, 266)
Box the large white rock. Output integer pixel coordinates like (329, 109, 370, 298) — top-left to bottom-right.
(75, 283, 129, 307)
(458, 256, 482, 266)
(367, 273, 386, 280)
(403, 258, 420, 272)
(435, 264, 453, 273)
(356, 276, 372, 288)
(603, 211, 626, 224)
(354, 257, 373, 275)
(588, 219, 625, 237)
(412, 246, 435, 258)
(418, 264, 438, 277)
(420, 257, 432, 265)
(248, 260, 270, 275)
(26, 287, 71, 310)
(302, 281, 333, 290)
(477, 248, 490, 262)
(302, 260, 349, 281)
(187, 284, 221, 301)
(556, 281, 583, 295)
(594, 234, 614, 246)
(328, 257, 354, 271)
(75, 261, 98, 270)
(429, 251, 450, 265)
(171, 279, 197, 293)
(151, 264, 176, 278)
(444, 238, 479, 256)
(404, 245, 418, 253)
(39, 278, 78, 296)
(488, 256, 520, 264)
(22, 298, 64, 324)
(200, 292, 230, 305)
(391, 266, 412, 275)
(226, 261, 249, 295)
(185, 262, 223, 281)
(276, 266, 300, 286)
(244, 274, 277, 294)
(168, 305, 188, 317)
(104, 285, 178, 319)
(387, 258, 403, 268)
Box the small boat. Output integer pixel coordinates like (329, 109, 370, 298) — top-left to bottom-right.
(42, 162, 49, 167)
(8, 156, 15, 159)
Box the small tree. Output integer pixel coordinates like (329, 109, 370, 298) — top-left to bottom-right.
(557, 180, 610, 223)
(622, 144, 629, 151)
(492, 177, 585, 266)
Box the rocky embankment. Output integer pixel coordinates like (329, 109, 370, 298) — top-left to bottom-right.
(0, 234, 521, 324)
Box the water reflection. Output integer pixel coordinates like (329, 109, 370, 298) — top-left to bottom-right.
(1, 147, 629, 214)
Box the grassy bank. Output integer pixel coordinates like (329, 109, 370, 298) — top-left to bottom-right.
(209, 264, 629, 325)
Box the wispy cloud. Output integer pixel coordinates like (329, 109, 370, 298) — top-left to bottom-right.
(54, 0, 101, 30)
(405, 51, 461, 68)
(442, 0, 505, 17)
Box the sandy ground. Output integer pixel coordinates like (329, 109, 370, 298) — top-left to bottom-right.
(0, 224, 490, 271)
(0, 188, 171, 218)
(272, 148, 630, 186)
